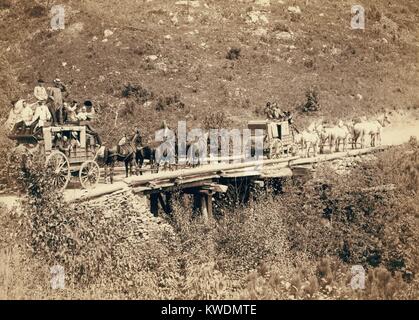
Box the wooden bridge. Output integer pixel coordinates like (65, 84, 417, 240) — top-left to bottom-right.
(64, 146, 388, 220)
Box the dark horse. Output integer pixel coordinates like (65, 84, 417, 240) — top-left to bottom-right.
(95, 137, 139, 183)
(135, 145, 155, 175)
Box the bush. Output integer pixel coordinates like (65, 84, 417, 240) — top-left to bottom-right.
(226, 48, 241, 60)
(1, 142, 417, 299)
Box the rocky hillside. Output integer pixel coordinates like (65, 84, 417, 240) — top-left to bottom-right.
(0, 0, 418, 144)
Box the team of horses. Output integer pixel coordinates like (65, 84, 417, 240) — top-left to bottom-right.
(94, 132, 211, 183)
(94, 113, 391, 183)
(295, 113, 391, 158)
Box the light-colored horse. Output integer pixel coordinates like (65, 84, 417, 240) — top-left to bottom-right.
(314, 120, 351, 153)
(314, 122, 335, 154)
(352, 114, 391, 148)
(187, 132, 209, 167)
(155, 139, 176, 171)
(330, 121, 351, 152)
(295, 125, 319, 158)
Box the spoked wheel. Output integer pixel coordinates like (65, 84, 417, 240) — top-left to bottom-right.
(269, 139, 284, 159)
(288, 143, 298, 157)
(45, 151, 71, 192)
(79, 160, 100, 189)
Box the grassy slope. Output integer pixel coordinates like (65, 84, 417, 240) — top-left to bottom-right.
(0, 0, 418, 144)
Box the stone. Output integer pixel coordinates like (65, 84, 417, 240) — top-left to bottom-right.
(175, 0, 200, 7)
(170, 14, 179, 25)
(253, 28, 268, 37)
(146, 55, 159, 61)
(288, 6, 301, 14)
(104, 29, 114, 37)
(246, 11, 269, 24)
(156, 62, 168, 72)
(255, 0, 270, 7)
(275, 31, 293, 40)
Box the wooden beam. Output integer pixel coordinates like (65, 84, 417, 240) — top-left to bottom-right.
(290, 146, 389, 166)
(201, 194, 209, 222)
(202, 183, 228, 193)
(126, 156, 299, 187)
(150, 193, 159, 216)
(206, 193, 213, 217)
(260, 167, 293, 178)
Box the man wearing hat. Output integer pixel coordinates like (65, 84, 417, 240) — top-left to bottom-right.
(30, 99, 52, 135)
(65, 100, 79, 122)
(34, 79, 48, 102)
(7, 99, 24, 133)
(47, 79, 67, 124)
(58, 135, 71, 156)
(45, 95, 58, 125)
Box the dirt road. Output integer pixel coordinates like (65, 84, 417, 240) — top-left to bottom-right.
(381, 117, 419, 146)
(1, 112, 417, 207)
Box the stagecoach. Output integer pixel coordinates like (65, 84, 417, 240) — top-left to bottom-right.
(247, 119, 297, 159)
(8, 122, 101, 191)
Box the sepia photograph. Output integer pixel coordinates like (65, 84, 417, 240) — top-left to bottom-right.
(0, 0, 418, 307)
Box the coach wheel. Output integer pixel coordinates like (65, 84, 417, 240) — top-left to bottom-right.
(45, 151, 71, 192)
(79, 160, 100, 189)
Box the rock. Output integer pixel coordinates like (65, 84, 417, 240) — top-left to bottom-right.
(143, 101, 152, 108)
(275, 31, 293, 40)
(104, 29, 114, 37)
(170, 14, 179, 25)
(63, 22, 84, 38)
(156, 62, 168, 72)
(255, 0, 270, 7)
(102, 38, 108, 43)
(357, 94, 363, 100)
(175, 0, 200, 7)
(146, 55, 158, 61)
(253, 28, 268, 37)
(246, 11, 269, 24)
(92, 36, 98, 41)
(288, 6, 301, 14)
(164, 34, 172, 40)
(187, 15, 194, 23)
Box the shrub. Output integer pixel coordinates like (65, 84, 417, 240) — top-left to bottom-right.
(226, 48, 241, 60)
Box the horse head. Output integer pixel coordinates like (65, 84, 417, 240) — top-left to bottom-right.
(379, 113, 391, 127)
